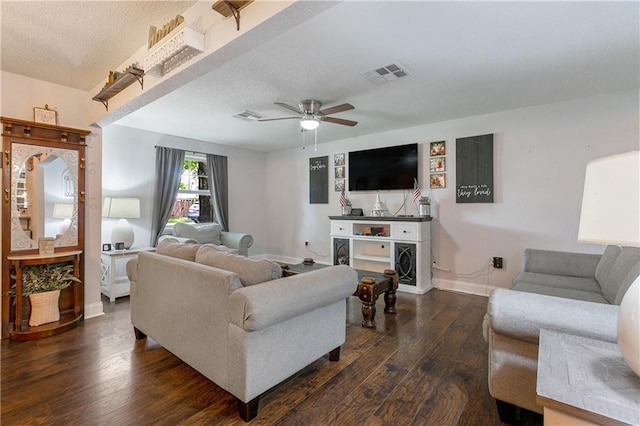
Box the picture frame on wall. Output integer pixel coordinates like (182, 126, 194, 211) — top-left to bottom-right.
(335, 179, 345, 192)
(334, 153, 345, 166)
(430, 141, 446, 156)
(430, 156, 446, 172)
(33, 105, 57, 125)
(335, 166, 345, 179)
(430, 173, 446, 188)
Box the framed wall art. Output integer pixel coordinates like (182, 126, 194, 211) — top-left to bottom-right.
(456, 133, 494, 203)
(430, 141, 446, 156)
(33, 105, 57, 125)
(430, 173, 446, 189)
(430, 156, 446, 172)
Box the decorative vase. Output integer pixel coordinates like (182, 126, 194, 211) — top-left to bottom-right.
(618, 277, 640, 377)
(28, 289, 61, 326)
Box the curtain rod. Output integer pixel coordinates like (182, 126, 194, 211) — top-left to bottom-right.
(153, 146, 207, 157)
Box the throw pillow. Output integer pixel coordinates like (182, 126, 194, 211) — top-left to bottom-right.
(201, 243, 239, 255)
(195, 245, 282, 286)
(174, 222, 223, 245)
(157, 239, 200, 262)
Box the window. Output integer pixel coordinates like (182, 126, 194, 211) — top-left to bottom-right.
(168, 156, 213, 224)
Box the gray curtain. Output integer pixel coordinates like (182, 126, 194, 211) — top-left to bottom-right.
(206, 154, 229, 231)
(150, 147, 185, 246)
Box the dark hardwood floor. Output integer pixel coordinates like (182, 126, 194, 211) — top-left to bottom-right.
(1, 289, 541, 425)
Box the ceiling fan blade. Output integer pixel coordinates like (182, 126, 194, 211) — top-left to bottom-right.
(274, 102, 301, 114)
(319, 103, 354, 116)
(323, 116, 358, 127)
(258, 117, 299, 122)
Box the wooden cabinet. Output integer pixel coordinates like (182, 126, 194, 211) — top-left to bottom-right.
(329, 216, 432, 294)
(1, 117, 90, 340)
(7, 251, 82, 340)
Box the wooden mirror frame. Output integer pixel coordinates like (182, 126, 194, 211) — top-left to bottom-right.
(1, 117, 90, 339)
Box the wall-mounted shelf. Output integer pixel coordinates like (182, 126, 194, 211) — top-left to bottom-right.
(212, 0, 254, 31)
(92, 67, 144, 111)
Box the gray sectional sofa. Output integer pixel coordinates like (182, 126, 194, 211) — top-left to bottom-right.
(127, 240, 357, 421)
(485, 245, 640, 422)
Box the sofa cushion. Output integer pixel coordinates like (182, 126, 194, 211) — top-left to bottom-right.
(601, 247, 640, 304)
(157, 239, 200, 262)
(195, 245, 282, 286)
(512, 272, 601, 294)
(202, 243, 239, 255)
(174, 222, 223, 245)
(595, 245, 621, 287)
(511, 283, 609, 304)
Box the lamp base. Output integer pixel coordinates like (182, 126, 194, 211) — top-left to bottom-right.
(618, 277, 640, 377)
(111, 219, 135, 249)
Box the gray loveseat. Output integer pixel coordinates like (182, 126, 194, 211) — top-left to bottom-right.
(159, 222, 253, 256)
(485, 245, 640, 422)
(126, 241, 357, 422)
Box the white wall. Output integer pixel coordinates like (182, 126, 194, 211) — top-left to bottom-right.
(0, 70, 104, 319)
(264, 90, 640, 295)
(101, 125, 269, 253)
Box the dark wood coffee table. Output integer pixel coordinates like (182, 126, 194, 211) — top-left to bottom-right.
(281, 262, 398, 328)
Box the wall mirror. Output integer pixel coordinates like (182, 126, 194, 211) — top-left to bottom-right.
(10, 143, 79, 251)
(2, 116, 90, 340)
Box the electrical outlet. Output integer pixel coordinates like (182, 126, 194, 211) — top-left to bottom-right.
(493, 257, 503, 269)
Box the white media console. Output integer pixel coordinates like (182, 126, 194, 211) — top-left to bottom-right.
(329, 216, 432, 294)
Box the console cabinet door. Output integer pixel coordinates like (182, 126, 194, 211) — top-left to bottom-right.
(333, 238, 350, 266)
(394, 242, 416, 286)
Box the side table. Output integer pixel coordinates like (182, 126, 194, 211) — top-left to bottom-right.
(101, 247, 155, 302)
(537, 329, 640, 425)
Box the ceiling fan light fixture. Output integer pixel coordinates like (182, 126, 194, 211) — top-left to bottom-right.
(300, 117, 320, 130)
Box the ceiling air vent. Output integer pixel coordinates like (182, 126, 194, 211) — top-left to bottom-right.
(361, 62, 410, 84)
(234, 110, 263, 121)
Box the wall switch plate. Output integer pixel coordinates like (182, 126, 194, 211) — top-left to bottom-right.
(493, 257, 503, 268)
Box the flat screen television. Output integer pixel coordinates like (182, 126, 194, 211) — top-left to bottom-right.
(348, 143, 418, 191)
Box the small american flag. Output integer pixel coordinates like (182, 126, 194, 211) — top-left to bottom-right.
(413, 178, 421, 202)
(340, 187, 347, 206)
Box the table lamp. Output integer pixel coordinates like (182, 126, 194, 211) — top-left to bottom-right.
(52, 203, 74, 234)
(578, 150, 640, 376)
(102, 197, 140, 249)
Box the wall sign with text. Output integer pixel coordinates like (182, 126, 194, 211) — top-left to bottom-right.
(309, 156, 329, 204)
(456, 134, 494, 203)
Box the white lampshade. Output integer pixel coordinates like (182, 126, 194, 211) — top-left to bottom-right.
(52, 203, 74, 234)
(578, 151, 640, 246)
(102, 197, 141, 219)
(52, 203, 74, 218)
(578, 151, 640, 377)
(103, 197, 141, 249)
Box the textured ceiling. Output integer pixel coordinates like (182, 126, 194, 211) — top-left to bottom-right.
(1, 1, 197, 90)
(2, 1, 639, 152)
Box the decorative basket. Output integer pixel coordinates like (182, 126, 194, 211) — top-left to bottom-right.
(28, 290, 61, 326)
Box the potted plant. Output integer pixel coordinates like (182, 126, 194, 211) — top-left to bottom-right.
(12, 263, 81, 326)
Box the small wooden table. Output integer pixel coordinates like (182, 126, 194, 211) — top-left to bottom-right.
(282, 262, 398, 328)
(7, 250, 82, 340)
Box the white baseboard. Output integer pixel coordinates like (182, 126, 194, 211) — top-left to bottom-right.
(84, 302, 105, 320)
(398, 283, 433, 294)
(432, 277, 498, 297)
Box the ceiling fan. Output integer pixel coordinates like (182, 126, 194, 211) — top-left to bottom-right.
(258, 100, 358, 130)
